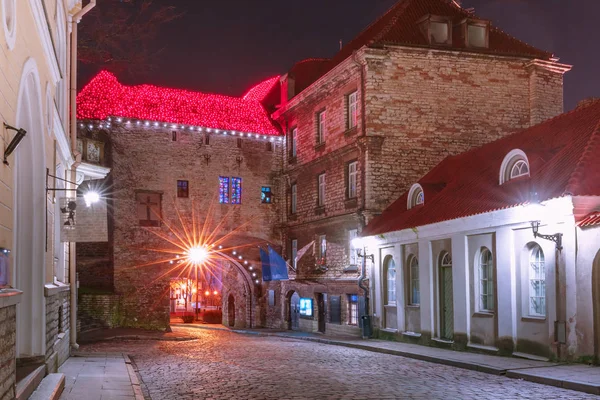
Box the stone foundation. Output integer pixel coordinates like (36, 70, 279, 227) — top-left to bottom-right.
(0, 305, 16, 400)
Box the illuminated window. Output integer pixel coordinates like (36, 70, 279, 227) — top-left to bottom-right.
(348, 229, 358, 266)
(177, 180, 189, 198)
(231, 177, 242, 204)
(318, 234, 326, 264)
(529, 245, 545, 316)
(291, 183, 297, 214)
(316, 110, 326, 144)
(348, 161, 357, 199)
(348, 294, 358, 325)
(219, 176, 229, 204)
(385, 257, 396, 305)
(408, 255, 419, 305)
(347, 91, 358, 129)
(318, 173, 325, 207)
(478, 247, 494, 312)
(261, 186, 272, 204)
(136, 192, 161, 227)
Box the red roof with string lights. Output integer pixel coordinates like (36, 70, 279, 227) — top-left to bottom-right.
(363, 99, 600, 236)
(76, 71, 282, 136)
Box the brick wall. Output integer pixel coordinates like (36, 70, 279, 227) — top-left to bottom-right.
(0, 305, 16, 400)
(78, 294, 121, 331)
(77, 242, 113, 291)
(98, 123, 283, 329)
(45, 290, 70, 373)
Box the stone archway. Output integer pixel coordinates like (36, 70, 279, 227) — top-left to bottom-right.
(13, 58, 47, 358)
(285, 290, 299, 330)
(593, 250, 600, 362)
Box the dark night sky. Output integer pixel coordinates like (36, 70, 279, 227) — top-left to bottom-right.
(105, 0, 600, 111)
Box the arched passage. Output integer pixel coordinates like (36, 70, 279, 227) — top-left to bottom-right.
(593, 250, 600, 362)
(216, 252, 254, 329)
(286, 290, 299, 330)
(13, 58, 46, 357)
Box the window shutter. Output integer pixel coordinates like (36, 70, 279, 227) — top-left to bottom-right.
(329, 295, 341, 324)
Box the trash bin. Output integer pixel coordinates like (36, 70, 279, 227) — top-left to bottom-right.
(361, 315, 372, 338)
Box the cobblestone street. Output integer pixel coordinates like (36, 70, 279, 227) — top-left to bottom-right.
(78, 327, 598, 400)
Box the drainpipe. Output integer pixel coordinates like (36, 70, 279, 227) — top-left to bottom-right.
(69, 0, 96, 351)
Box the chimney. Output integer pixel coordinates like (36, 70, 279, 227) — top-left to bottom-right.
(576, 97, 600, 109)
(279, 73, 296, 106)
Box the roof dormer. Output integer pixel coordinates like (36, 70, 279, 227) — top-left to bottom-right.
(499, 149, 530, 185)
(407, 183, 425, 209)
(417, 14, 452, 46)
(458, 18, 490, 49)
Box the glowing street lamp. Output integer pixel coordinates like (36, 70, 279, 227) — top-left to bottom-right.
(83, 191, 100, 207)
(186, 246, 208, 265)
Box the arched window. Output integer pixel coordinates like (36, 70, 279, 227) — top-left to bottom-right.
(408, 255, 420, 305)
(2, 0, 16, 50)
(384, 257, 396, 305)
(529, 245, 545, 316)
(478, 247, 494, 312)
(407, 183, 424, 209)
(499, 149, 530, 184)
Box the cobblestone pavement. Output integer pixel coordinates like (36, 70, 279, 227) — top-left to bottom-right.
(80, 327, 597, 400)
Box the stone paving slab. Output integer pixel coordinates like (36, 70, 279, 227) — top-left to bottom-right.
(59, 353, 143, 400)
(506, 364, 600, 395)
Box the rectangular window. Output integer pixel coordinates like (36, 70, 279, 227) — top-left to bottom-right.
(291, 183, 297, 214)
(316, 110, 326, 144)
(172, 131, 177, 141)
(529, 246, 545, 316)
(347, 91, 358, 129)
(261, 186, 272, 204)
(219, 176, 230, 204)
(318, 173, 325, 207)
(348, 161, 357, 199)
(205, 134, 210, 145)
(348, 229, 358, 266)
(177, 180, 189, 198)
(268, 290, 275, 307)
(231, 177, 242, 204)
(266, 141, 273, 151)
(467, 24, 487, 48)
(318, 234, 327, 264)
(136, 192, 162, 227)
(237, 138, 242, 148)
(348, 294, 358, 325)
(409, 256, 420, 305)
(290, 127, 298, 158)
(291, 239, 298, 270)
(479, 249, 494, 312)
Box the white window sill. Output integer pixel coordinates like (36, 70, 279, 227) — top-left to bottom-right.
(402, 331, 421, 338)
(432, 338, 454, 345)
(472, 311, 494, 318)
(0, 288, 23, 308)
(406, 305, 420, 309)
(44, 282, 70, 297)
(380, 328, 398, 333)
(521, 316, 546, 322)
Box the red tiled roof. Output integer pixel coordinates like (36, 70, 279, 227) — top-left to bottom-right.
(295, 0, 551, 95)
(77, 71, 282, 136)
(363, 100, 600, 236)
(578, 212, 600, 228)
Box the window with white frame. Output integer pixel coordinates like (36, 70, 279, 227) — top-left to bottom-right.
(317, 173, 325, 207)
(347, 91, 358, 129)
(318, 234, 327, 264)
(291, 239, 298, 270)
(510, 160, 529, 180)
(407, 183, 424, 209)
(385, 257, 396, 305)
(500, 149, 530, 185)
(529, 245, 545, 316)
(409, 255, 420, 305)
(348, 229, 358, 266)
(316, 110, 326, 144)
(478, 247, 494, 312)
(348, 161, 357, 199)
(2, 0, 16, 50)
(348, 294, 358, 325)
(291, 183, 297, 214)
(290, 127, 298, 158)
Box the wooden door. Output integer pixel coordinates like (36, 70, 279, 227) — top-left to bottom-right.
(317, 293, 326, 333)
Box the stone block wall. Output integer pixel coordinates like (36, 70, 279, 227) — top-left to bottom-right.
(91, 123, 283, 329)
(78, 294, 121, 331)
(0, 305, 16, 400)
(45, 290, 70, 373)
(77, 242, 113, 291)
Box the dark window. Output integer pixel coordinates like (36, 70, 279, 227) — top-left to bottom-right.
(268, 290, 275, 307)
(205, 134, 210, 145)
(237, 138, 242, 148)
(172, 131, 177, 141)
(261, 186, 272, 204)
(329, 295, 341, 324)
(177, 180, 189, 198)
(136, 192, 161, 227)
(266, 141, 273, 151)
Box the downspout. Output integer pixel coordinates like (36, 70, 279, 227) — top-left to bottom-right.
(69, 0, 96, 350)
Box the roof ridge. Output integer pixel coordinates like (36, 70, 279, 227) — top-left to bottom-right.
(564, 108, 600, 195)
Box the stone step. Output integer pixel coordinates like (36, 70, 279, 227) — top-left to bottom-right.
(15, 365, 45, 400)
(29, 373, 65, 400)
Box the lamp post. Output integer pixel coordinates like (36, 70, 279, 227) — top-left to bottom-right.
(351, 237, 375, 339)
